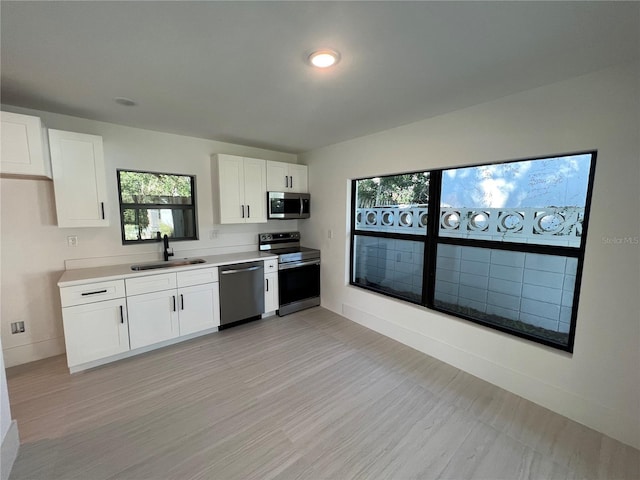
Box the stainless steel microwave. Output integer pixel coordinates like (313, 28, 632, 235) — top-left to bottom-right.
(267, 192, 310, 219)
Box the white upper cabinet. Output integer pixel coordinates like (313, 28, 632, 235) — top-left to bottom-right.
(49, 129, 109, 227)
(212, 153, 267, 224)
(288, 164, 308, 193)
(242, 158, 268, 222)
(266, 161, 308, 193)
(266, 161, 288, 191)
(0, 111, 52, 179)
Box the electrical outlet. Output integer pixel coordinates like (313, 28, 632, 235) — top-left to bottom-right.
(67, 235, 78, 247)
(11, 321, 25, 334)
(209, 230, 218, 240)
(328, 229, 334, 239)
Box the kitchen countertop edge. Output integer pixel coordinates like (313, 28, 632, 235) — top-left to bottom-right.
(58, 251, 278, 287)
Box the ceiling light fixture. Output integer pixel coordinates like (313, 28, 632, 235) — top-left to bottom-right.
(114, 97, 137, 106)
(308, 49, 341, 68)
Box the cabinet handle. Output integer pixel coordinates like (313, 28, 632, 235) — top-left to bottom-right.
(172, 295, 176, 312)
(180, 294, 184, 310)
(266, 278, 269, 292)
(119, 305, 124, 324)
(101, 202, 105, 220)
(81, 289, 107, 296)
(285, 175, 289, 188)
(241, 205, 245, 218)
(290, 176, 293, 189)
(247, 205, 250, 218)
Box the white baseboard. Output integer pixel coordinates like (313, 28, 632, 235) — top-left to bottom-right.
(1, 420, 20, 480)
(341, 303, 640, 450)
(3, 337, 66, 368)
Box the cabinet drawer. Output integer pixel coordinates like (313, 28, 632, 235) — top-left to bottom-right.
(177, 267, 218, 287)
(264, 259, 278, 272)
(126, 273, 177, 296)
(61, 280, 125, 307)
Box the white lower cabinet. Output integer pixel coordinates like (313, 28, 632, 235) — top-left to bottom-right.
(178, 283, 221, 336)
(60, 281, 130, 369)
(58, 261, 288, 372)
(125, 267, 220, 350)
(264, 259, 279, 314)
(127, 290, 180, 350)
(264, 272, 278, 314)
(63, 299, 129, 367)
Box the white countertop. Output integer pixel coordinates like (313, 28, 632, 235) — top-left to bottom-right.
(58, 251, 278, 287)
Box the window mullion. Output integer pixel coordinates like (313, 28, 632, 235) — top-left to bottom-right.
(424, 169, 442, 308)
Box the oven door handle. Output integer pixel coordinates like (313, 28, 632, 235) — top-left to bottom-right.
(279, 259, 320, 271)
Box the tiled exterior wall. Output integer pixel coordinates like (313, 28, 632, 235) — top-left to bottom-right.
(354, 238, 577, 333)
(354, 236, 424, 298)
(435, 245, 577, 333)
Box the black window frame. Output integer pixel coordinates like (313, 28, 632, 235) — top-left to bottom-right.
(350, 169, 432, 307)
(349, 150, 597, 353)
(117, 169, 198, 245)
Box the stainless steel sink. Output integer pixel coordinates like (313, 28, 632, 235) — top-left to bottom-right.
(131, 258, 206, 271)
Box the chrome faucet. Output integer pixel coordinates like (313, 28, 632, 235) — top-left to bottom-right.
(163, 234, 174, 261)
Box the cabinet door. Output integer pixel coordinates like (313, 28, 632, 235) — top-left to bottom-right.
(62, 299, 129, 367)
(178, 283, 220, 335)
(127, 290, 179, 349)
(49, 129, 108, 227)
(217, 154, 246, 224)
(264, 272, 279, 313)
(266, 161, 289, 191)
(288, 164, 308, 193)
(0, 111, 51, 178)
(243, 157, 267, 223)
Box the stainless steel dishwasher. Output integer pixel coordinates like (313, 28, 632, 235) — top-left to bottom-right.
(219, 261, 264, 328)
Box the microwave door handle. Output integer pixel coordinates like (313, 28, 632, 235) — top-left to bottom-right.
(300, 197, 303, 216)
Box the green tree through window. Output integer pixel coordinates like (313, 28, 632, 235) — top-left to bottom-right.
(356, 173, 429, 208)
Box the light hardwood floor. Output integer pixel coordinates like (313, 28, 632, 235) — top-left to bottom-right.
(6, 307, 639, 479)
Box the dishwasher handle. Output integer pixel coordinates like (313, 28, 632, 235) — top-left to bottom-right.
(220, 265, 262, 275)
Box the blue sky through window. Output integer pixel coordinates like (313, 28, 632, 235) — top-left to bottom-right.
(441, 154, 592, 209)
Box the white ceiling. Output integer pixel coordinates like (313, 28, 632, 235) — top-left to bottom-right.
(2, 1, 638, 154)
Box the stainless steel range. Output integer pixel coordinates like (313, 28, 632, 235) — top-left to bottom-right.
(259, 232, 320, 316)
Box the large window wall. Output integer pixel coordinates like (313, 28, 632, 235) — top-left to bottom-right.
(350, 152, 596, 351)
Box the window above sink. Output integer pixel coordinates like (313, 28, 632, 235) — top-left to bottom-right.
(117, 169, 198, 244)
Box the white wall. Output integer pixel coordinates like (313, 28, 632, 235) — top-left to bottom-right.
(1, 336, 19, 480)
(299, 62, 640, 449)
(1, 339, 11, 445)
(0, 106, 298, 367)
